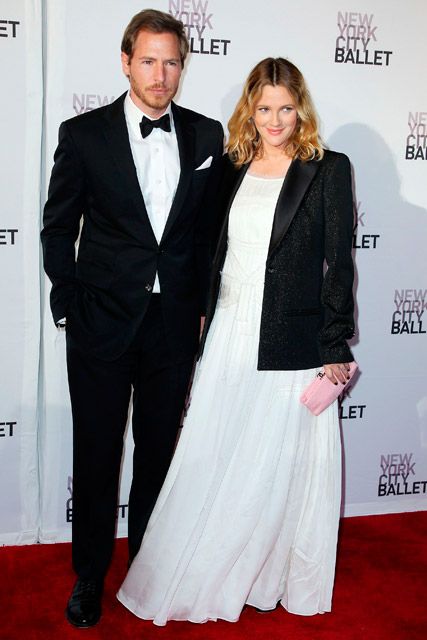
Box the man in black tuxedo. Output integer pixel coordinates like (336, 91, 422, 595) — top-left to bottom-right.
(41, 9, 223, 628)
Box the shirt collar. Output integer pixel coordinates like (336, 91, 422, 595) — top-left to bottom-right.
(124, 91, 174, 139)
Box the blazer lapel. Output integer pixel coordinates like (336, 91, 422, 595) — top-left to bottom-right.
(267, 157, 319, 257)
(102, 93, 158, 245)
(161, 102, 195, 240)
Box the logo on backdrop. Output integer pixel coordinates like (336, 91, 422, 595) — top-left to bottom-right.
(391, 288, 427, 335)
(0, 421, 16, 438)
(334, 11, 392, 66)
(0, 229, 18, 246)
(66, 477, 72, 522)
(65, 476, 128, 523)
(72, 94, 115, 116)
(405, 112, 427, 161)
(0, 20, 20, 38)
(353, 201, 379, 250)
(169, 0, 231, 56)
(378, 453, 427, 497)
(338, 386, 366, 420)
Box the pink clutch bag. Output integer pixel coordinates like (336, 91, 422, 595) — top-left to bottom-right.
(300, 362, 358, 416)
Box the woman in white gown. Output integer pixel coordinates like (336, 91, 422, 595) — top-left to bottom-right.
(117, 57, 355, 625)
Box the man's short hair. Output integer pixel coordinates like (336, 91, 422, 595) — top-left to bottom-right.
(121, 9, 189, 66)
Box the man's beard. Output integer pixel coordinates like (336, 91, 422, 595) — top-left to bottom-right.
(129, 75, 176, 113)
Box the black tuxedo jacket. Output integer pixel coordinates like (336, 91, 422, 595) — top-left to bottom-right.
(41, 93, 224, 361)
(200, 151, 355, 370)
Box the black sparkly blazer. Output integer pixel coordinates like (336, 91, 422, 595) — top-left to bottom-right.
(199, 150, 355, 370)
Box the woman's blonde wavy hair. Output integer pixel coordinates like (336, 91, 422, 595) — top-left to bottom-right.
(227, 57, 324, 166)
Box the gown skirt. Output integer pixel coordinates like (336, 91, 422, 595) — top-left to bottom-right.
(117, 174, 342, 625)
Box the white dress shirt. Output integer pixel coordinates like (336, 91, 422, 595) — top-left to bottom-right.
(124, 92, 180, 292)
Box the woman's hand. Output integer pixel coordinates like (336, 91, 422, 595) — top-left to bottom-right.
(323, 363, 351, 385)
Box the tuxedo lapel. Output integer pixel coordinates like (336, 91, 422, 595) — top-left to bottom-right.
(267, 158, 319, 257)
(102, 93, 158, 245)
(161, 102, 195, 240)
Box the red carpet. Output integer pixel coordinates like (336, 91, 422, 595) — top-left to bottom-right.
(1, 512, 426, 640)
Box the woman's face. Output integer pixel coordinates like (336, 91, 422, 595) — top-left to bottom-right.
(252, 84, 298, 153)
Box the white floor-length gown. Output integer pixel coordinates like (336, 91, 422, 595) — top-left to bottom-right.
(117, 173, 342, 625)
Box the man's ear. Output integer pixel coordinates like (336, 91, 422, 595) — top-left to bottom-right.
(121, 51, 130, 78)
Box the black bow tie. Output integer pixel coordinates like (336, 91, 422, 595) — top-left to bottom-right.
(139, 113, 171, 138)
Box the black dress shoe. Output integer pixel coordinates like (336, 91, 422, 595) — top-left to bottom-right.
(66, 578, 103, 628)
(255, 601, 280, 614)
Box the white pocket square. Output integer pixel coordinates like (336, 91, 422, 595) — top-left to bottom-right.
(195, 156, 212, 171)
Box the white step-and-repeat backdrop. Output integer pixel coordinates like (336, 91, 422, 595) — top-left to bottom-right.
(0, 0, 426, 545)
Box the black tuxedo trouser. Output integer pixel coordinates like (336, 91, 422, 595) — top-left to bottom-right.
(66, 295, 194, 581)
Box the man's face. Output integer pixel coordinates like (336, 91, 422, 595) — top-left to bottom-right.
(121, 29, 182, 118)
